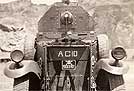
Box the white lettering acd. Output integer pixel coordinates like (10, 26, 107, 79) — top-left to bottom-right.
(65, 51, 71, 57)
(58, 51, 64, 57)
(72, 51, 78, 57)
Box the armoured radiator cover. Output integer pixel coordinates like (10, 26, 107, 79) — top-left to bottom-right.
(46, 46, 91, 90)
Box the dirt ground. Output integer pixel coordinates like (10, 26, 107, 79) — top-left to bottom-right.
(0, 63, 13, 91)
(124, 61, 134, 91)
(0, 61, 134, 91)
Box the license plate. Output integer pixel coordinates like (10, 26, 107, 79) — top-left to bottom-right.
(48, 47, 88, 61)
(62, 60, 76, 70)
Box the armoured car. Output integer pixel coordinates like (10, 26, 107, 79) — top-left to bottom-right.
(4, 0, 129, 91)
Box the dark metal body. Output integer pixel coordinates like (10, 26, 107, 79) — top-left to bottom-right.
(35, 34, 98, 91)
(36, 2, 97, 90)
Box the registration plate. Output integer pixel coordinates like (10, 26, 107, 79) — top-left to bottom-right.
(48, 47, 89, 70)
(62, 60, 76, 70)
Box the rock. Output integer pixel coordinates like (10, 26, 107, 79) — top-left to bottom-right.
(0, 26, 26, 52)
(94, 4, 133, 48)
(0, 0, 48, 59)
(79, 0, 134, 48)
(114, 16, 134, 48)
(0, 27, 26, 59)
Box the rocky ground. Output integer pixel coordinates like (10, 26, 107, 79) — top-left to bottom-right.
(124, 61, 134, 91)
(0, 62, 13, 91)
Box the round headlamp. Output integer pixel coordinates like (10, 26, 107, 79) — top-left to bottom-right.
(60, 11, 73, 25)
(111, 47, 126, 60)
(10, 50, 24, 63)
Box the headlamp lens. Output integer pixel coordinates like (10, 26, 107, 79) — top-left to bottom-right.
(111, 47, 126, 60)
(10, 50, 24, 62)
(60, 11, 73, 25)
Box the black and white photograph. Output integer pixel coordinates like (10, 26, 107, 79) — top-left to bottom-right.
(0, 0, 133, 91)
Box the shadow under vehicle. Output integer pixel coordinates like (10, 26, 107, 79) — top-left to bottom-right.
(4, 0, 129, 91)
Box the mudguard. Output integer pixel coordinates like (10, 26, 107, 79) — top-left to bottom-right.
(94, 58, 129, 76)
(4, 60, 41, 79)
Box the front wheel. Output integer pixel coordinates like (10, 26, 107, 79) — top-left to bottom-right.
(24, 32, 35, 60)
(97, 34, 110, 58)
(13, 73, 41, 91)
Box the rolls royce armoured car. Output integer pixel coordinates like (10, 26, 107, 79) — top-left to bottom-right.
(4, 0, 129, 91)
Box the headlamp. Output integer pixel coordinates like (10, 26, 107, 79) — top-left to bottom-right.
(60, 11, 73, 25)
(10, 50, 24, 63)
(111, 47, 126, 60)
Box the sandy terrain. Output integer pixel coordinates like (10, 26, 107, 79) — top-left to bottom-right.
(124, 61, 134, 91)
(0, 63, 13, 91)
(0, 61, 134, 91)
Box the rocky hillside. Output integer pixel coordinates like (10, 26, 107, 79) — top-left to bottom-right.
(0, 0, 48, 33)
(79, 0, 134, 48)
(0, 0, 133, 59)
(0, 0, 49, 59)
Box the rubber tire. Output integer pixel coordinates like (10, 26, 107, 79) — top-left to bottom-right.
(24, 33, 35, 60)
(97, 34, 110, 59)
(13, 73, 41, 91)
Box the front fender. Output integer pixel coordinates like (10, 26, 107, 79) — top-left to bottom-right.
(4, 60, 41, 79)
(94, 58, 129, 76)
